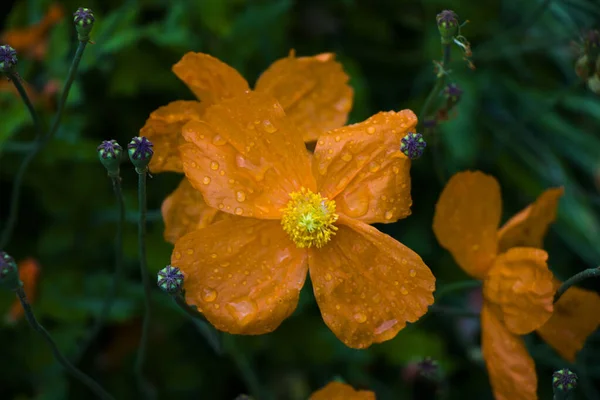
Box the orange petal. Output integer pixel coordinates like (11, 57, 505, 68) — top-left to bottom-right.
(481, 303, 538, 400)
(180, 91, 315, 219)
(6, 258, 40, 323)
(497, 188, 564, 253)
(309, 382, 376, 400)
(313, 110, 417, 223)
(140, 100, 206, 173)
(432, 171, 501, 280)
(483, 248, 554, 335)
(309, 216, 435, 349)
(161, 178, 222, 244)
(537, 280, 600, 362)
(255, 51, 353, 142)
(172, 52, 249, 104)
(172, 217, 308, 334)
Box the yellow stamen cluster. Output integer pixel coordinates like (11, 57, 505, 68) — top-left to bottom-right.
(281, 187, 338, 248)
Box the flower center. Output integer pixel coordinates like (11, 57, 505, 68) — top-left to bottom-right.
(281, 187, 338, 248)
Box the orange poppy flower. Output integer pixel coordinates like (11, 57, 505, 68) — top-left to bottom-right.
(496, 188, 600, 363)
(139, 50, 353, 244)
(0, 4, 64, 60)
(433, 171, 557, 400)
(4, 258, 40, 324)
(171, 91, 435, 348)
(309, 382, 375, 400)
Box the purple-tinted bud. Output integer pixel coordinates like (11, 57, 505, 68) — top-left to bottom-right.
(401, 132, 427, 160)
(0, 251, 20, 291)
(128, 136, 154, 173)
(0, 45, 17, 73)
(73, 8, 95, 41)
(97, 140, 122, 177)
(552, 369, 577, 392)
(417, 357, 440, 380)
(436, 10, 459, 44)
(157, 265, 184, 294)
(444, 83, 463, 101)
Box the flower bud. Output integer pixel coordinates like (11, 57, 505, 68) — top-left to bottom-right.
(436, 10, 459, 44)
(97, 140, 123, 178)
(0, 45, 17, 74)
(575, 55, 590, 81)
(73, 7, 95, 42)
(552, 368, 577, 393)
(401, 132, 427, 160)
(128, 136, 154, 174)
(0, 251, 20, 291)
(157, 265, 184, 294)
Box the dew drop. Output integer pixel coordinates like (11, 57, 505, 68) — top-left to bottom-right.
(186, 249, 194, 255)
(234, 207, 243, 215)
(325, 273, 332, 281)
(384, 210, 394, 220)
(369, 162, 380, 173)
(367, 126, 376, 134)
(409, 269, 416, 277)
(174, 251, 182, 260)
(236, 191, 246, 202)
(190, 161, 197, 168)
(212, 135, 227, 146)
(400, 286, 409, 295)
(392, 166, 400, 174)
(210, 253, 217, 259)
(202, 288, 217, 302)
(341, 153, 353, 162)
(335, 304, 341, 310)
(203, 176, 211, 185)
(218, 203, 224, 209)
(354, 313, 367, 323)
(262, 120, 277, 133)
(335, 135, 341, 142)
(210, 161, 219, 170)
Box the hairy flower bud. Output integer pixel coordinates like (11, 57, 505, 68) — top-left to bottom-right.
(0, 45, 17, 74)
(0, 251, 20, 291)
(73, 7, 95, 42)
(157, 265, 184, 294)
(128, 137, 154, 173)
(401, 132, 427, 160)
(436, 10, 459, 44)
(552, 369, 577, 393)
(97, 140, 123, 178)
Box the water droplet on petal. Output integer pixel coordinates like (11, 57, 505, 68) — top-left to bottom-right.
(367, 126, 376, 134)
(384, 210, 394, 220)
(234, 207, 243, 215)
(226, 299, 258, 327)
(262, 120, 277, 133)
(212, 135, 227, 146)
(210, 161, 219, 170)
(409, 269, 416, 277)
(354, 313, 367, 323)
(392, 166, 400, 174)
(341, 153, 352, 162)
(369, 162, 380, 173)
(202, 288, 217, 302)
(203, 176, 211, 185)
(400, 286, 408, 295)
(210, 253, 217, 259)
(325, 273, 332, 281)
(236, 191, 246, 202)
(335, 135, 341, 142)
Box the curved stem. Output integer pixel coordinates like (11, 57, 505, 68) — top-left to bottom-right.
(554, 267, 600, 303)
(134, 170, 155, 399)
(15, 285, 114, 400)
(434, 280, 481, 301)
(419, 44, 451, 131)
(73, 176, 125, 364)
(0, 41, 88, 249)
(172, 295, 222, 354)
(7, 74, 43, 135)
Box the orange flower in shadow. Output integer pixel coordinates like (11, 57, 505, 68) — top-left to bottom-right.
(4, 258, 40, 324)
(0, 4, 64, 60)
(433, 171, 557, 400)
(171, 92, 435, 349)
(139, 50, 354, 244)
(309, 382, 375, 400)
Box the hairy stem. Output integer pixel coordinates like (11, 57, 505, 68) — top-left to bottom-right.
(555, 266, 600, 303)
(7, 74, 43, 135)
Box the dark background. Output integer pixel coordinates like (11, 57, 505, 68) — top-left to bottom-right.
(1, 0, 599, 399)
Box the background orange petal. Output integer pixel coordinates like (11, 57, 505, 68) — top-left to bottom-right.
(537, 281, 600, 362)
(161, 178, 222, 244)
(140, 100, 206, 173)
(497, 188, 564, 253)
(6, 258, 40, 323)
(309, 382, 376, 400)
(313, 111, 416, 223)
(180, 92, 315, 219)
(172, 52, 250, 103)
(432, 171, 501, 280)
(309, 216, 435, 349)
(481, 303, 538, 400)
(172, 218, 308, 335)
(255, 51, 353, 142)
(483, 248, 554, 335)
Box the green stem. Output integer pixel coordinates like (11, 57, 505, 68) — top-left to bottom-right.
(7, 73, 43, 135)
(222, 334, 267, 400)
(554, 267, 600, 303)
(134, 170, 155, 399)
(14, 284, 114, 400)
(73, 176, 125, 364)
(419, 44, 451, 131)
(172, 295, 222, 354)
(434, 280, 481, 301)
(0, 41, 88, 249)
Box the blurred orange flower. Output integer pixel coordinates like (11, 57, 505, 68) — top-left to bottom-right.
(433, 172, 555, 400)
(171, 91, 435, 348)
(140, 50, 353, 244)
(4, 258, 40, 324)
(0, 4, 64, 60)
(309, 382, 375, 400)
